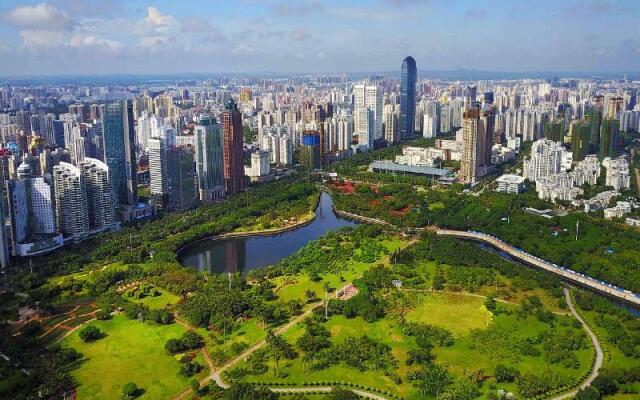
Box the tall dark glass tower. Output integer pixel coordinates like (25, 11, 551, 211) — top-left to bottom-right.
(400, 56, 417, 140)
(222, 99, 246, 195)
(102, 100, 137, 205)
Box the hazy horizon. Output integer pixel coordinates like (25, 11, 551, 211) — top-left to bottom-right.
(1, 0, 639, 76)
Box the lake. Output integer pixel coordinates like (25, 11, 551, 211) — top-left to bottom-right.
(180, 191, 358, 273)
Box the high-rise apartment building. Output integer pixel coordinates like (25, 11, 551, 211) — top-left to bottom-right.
(384, 104, 400, 144)
(353, 82, 383, 141)
(6, 160, 57, 255)
(599, 119, 620, 161)
(78, 158, 114, 231)
(221, 99, 246, 194)
(423, 114, 437, 139)
(440, 104, 452, 134)
(102, 100, 137, 205)
(400, 56, 417, 139)
(194, 116, 224, 202)
(53, 162, 89, 240)
(544, 120, 565, 142)
(459, 106, 494, 184)
(337, 114, 354, 151)
(523, 139, 570, 182)
(148, 137, 168, 206)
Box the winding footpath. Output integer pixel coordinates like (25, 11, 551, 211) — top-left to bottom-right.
(173, 301, 324, 400)
(173, 297, 395, 400)
(550, 288, 603, 400)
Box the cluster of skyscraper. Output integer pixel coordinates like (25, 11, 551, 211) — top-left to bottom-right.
(0, 91, 248, 267)
(1, 59, 638, 267)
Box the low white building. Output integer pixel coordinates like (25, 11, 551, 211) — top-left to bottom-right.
(576, 190, 620, 213)
(604, 201, 632, 220)
(434, 139, 462, 161)
(395, 146, 446, 168)
(496, 174, 526, 194)
(491, 145, 516, 165)
(625, 217, 640, 227)
(535, 172, 583, 202)
(534, 155, 600, 203)
(507, 137, 521, 151)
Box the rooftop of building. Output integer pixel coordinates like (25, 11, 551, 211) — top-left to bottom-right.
(369, 160, 452, 177)
(496, 174, 525, 184)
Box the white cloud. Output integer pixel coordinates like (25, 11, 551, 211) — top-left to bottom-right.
(70, 34, 122, 52)
(4, 3, 71, 30)
(143, 6, 179, 34)
(19, 29, 67, 48)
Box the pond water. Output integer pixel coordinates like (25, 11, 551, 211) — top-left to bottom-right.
(180, 192, 358, 273)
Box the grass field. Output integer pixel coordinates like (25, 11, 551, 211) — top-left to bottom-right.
(199, 318, 267, 367)
(241, 291, 594, 400)
(405, 292, 492, 337)
(247, 314, 417, 398)
(62, 314, 206, 400)
(128, 287, 181, 310)
(271, 237, 407, 306)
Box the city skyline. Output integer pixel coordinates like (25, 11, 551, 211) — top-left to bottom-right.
(1, 0, 640, 76)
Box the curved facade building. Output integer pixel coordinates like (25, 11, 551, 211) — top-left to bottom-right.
(78, 157, 114, 231)
(53, 162, 89, 240)
(400, 56, 417, 140)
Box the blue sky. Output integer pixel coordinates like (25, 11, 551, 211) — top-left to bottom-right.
(0, 0, 638, 76)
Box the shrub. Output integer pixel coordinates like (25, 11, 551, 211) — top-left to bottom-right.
(79, 325, 103, 342)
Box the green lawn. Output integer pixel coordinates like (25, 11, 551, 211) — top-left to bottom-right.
(405, 292, 492, 337)
(246, 314, 416, 398)
(199, 318, 267, 367)
(271, 237, 407, 306)
(241, 292, 594, 400)
(62, 314, 204, 400)
(127, 287, 181, 309)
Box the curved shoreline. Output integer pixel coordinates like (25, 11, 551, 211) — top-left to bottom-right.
(176, 191, 324, 261)
(175, 212, 317, 261)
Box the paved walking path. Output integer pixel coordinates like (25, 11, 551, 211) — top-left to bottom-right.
(549, 288, 603, 400)
(173, 301, 324, 400)
(56, 314, 98, 343)
(174, 316, 216, 376)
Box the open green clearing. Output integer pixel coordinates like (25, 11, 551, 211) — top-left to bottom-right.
(62, 314, 206, 400)
(238, 291, 593, 400)
(270, 237, 406, 305)
(127, 286, 181, 309)
(405, 292, 492, 336)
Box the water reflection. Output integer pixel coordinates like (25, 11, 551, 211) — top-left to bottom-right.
(180, 192, 357, 273)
